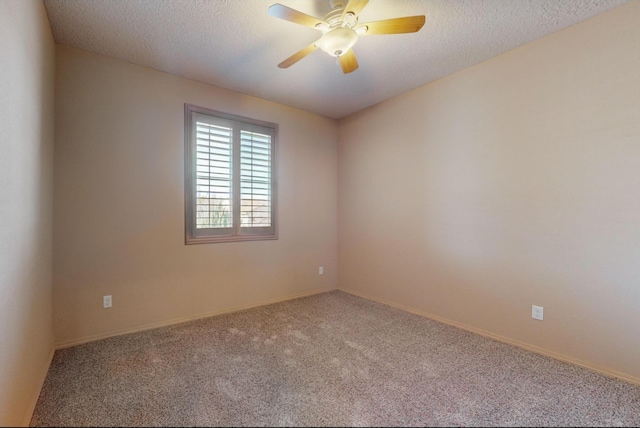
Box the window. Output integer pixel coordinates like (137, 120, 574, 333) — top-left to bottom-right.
(185, 105, 277, 244)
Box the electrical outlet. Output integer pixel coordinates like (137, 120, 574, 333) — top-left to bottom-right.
(532, 304, 544, 321)
(103, 295, 112, 309)
(319, 266, 324, 275)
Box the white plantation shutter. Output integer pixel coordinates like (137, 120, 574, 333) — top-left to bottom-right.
(240, 128, 272, 228)
(185, 105, 277, 244)
(194, 115, 233, 230)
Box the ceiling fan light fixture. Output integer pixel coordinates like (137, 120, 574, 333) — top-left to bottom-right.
(269, 1, 426, 74)
(315, 27, 358, 57)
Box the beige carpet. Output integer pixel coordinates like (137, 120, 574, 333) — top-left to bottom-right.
(31, 291, 640, 426)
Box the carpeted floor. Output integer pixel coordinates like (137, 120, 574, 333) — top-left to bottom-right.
(31, 291, 640, 427)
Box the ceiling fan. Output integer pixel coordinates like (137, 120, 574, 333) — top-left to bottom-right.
(268, 0, 425, 74)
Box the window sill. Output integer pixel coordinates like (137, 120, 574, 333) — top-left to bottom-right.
(185, 234, 278, 245)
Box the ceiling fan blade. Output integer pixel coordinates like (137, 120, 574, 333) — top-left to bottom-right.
(268, 3, 327, 29)
(339, 49, 359, 74)
(278, 42, 320, 69)
(356, 15, 426, 35)
(340, 0, 369, 20)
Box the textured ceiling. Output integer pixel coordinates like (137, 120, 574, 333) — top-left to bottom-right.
(43, 0, 627, 119)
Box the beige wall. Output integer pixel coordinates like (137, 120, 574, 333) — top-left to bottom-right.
(0, 1, 55, 425)
(6, 4, 637, 425)
(338, 2, 640, 381)
(54, 46, 338, 346)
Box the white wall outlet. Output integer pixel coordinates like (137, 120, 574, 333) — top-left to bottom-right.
(532, 304, 544, 321)
(103, 295, 112, 309)
(319, 266, 324, 275)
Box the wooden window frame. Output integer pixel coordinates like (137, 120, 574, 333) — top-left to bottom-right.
(184, 104, 278, 244)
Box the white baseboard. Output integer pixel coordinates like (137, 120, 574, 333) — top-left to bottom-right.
(23, 343, 55, 427)
(340, 288, 640, 386)
(55, 287, 336, 350)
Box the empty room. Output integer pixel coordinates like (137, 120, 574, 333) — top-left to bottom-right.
(1, 0, 639, 426)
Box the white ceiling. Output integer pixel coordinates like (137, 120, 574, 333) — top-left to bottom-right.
(43, 0, 627, 119)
